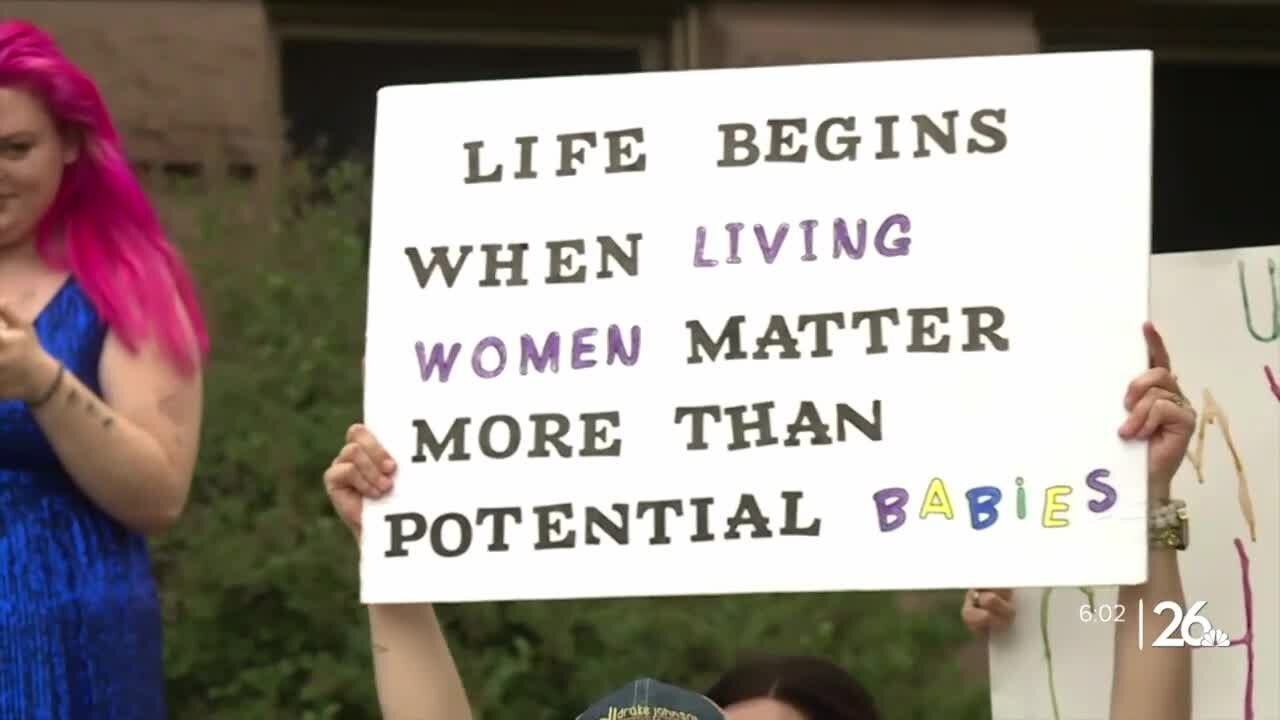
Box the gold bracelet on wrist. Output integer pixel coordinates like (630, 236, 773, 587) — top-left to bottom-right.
(1149, 498, 1188, 551)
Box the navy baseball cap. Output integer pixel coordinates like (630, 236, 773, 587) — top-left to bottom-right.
(575, 677, 725, 720)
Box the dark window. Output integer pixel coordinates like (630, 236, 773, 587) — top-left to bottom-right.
(228, 162, 258, 182)
(161, 162, 203, 180)
(279, 38, 642, 164)
(1153, 62, 1280, 254)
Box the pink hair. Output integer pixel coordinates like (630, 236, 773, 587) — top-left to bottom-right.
(0, 20, 209, 375)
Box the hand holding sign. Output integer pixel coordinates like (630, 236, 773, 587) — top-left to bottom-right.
(324, 423, 397, 541)
(962, 588, 1016, 636)
(1119, 322, 1196, 490)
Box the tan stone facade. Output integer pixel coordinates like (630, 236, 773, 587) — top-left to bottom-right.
(10, 0, 1280, 180)
(3, 0, 1043, 181)
(694, 3, 1037, 67)
(2, 0, 283, 181)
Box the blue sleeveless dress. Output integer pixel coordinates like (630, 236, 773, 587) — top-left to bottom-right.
(0, 278, 166, 719)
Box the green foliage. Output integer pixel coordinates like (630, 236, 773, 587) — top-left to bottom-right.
(153, 159, 990, 719)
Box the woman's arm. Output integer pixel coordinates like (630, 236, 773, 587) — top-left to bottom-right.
(1109, 322, 1195, 720)
(368, 603, 473, 720)
(324, 424, 473, 719)
(1110, 499, 1190, 720)
(27, 326, 202, 535)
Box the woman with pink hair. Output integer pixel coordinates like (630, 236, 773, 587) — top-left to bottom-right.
(0, 20, 208, 717)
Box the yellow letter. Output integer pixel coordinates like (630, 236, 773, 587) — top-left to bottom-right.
(919, 477, 955, 519)
(1042, 486, 1072, 527)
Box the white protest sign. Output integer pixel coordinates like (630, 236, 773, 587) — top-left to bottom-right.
(361, 51, 1153, 604)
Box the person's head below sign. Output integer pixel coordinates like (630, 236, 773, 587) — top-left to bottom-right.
(324, 323, 1194, 720)
(571, 662, 876, 720)
(703, 655, 878, 720)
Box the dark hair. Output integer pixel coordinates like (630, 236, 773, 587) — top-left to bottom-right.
(704, 654, 880, 720)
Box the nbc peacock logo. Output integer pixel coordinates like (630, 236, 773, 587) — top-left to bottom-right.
(1199, 628, 1232, 648)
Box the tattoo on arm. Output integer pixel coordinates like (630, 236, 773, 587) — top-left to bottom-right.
(63, 383, 115, 430)
(83, 396, 113, 429)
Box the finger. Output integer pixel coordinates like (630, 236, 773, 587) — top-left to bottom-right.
(323, 462, 366, 500)
(1121, 386, 1178, 435)
(974, 590, 1016, 620)
(346, 442, 387, 496)
(327, 448, 382, 498)
(1124, 367, 1182, 411)
(0, 302, 24, 328)
(976, 587, 1013, 603)
(347, 423, 396, 475)
(1138, 394, 1196, 439)
(0, 328, 25, 351)
(961, 605, 1012, 635)
(324, 462, 362, 498)
(960, 604, 992, 632)
(1120, 387, 1182, 438)
(1144, 322, 1171, 370)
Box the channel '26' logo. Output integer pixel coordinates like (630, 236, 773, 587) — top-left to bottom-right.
(1151, 601, 1230, 648)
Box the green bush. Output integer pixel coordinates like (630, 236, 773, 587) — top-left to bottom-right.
(152, 159, 991, 720)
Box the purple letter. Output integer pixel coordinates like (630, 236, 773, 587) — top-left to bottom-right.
(872, 488, 909, 532)
(964, 487, 1002, 530)
(799, 219, 818, 261)
(572, 328, 598, 369)
(519, 332, 560, 375)
(833, 218, 867, 259)
(693, 226, 717, 267)
(606, 325, 641, 366)
(471, 336, 507, 379)
(415, 341, 462, 382)
(725, 222, 743, 264)
(1086, 468, 1117, 513)
(874, 213, 911, 256)
(753, 222, 789, 263)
